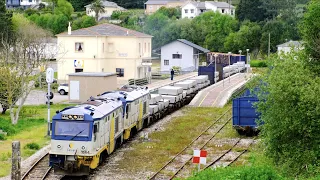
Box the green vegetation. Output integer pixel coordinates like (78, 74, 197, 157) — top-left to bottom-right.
(25, 142, 40, 150)
(117, 106, 234, 173)
(0, 104, 70, 177)
(250, 60, 268, 67)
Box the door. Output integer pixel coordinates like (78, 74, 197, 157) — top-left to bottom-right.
(70, 81, 80, 100)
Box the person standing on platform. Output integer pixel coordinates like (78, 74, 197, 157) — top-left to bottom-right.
(171, 69, 174, 81)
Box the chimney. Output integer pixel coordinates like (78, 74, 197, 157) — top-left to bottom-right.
(68, 22, 72, 35)
(127, 30, 129, 36)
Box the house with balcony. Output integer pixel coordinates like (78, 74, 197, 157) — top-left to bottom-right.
(160, 39, 209, 73)
(182, 1, 235, 19)
(56, 23, 153, 85)
(6, 0, 43, 9)
(85, 1, 126, 21)
(144, 0, 188, 15)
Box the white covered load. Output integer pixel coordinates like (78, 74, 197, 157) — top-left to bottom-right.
(149, 104, 159, 114)
(174, 81, 193, 90)
(150, 94, 162, 104)
(190, 75, 208, 84)
(158, 86, 183, 96)
(161, 95, 179, 104)
(184, 80, 198, 91)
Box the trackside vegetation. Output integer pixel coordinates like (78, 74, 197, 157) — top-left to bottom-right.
(0, 104, 70, 177)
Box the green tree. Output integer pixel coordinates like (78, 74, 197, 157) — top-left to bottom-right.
(68, 0, 93, 12)
(254, 51, 320, 176)
(0, 0, 14, 47)
(72, 15, 96, 30)
(236, 0, 270, 22)
(260, 20, 286, 54)
(224, 21, 262, 53)
(89, 0, 105, 22)
(190, 11, 238, 52)
(54, 0, 74, 19)
(157, 7, 181, 19)
(144, 12, 170, 48)
(300, 0, 320, 73)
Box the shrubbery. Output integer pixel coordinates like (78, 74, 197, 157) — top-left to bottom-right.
(24, 142, 40, 150)
(250, 60, 267, 67)
(188, 166, 284, 180)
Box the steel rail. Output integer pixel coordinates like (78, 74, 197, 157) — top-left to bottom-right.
(169, 117, 232, 180)
(22, 152, 50, 180)
(41, 167, 52, 180)
(149, 108, 231, 180)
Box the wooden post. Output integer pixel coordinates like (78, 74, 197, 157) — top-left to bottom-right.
(11, 141, 21, 180)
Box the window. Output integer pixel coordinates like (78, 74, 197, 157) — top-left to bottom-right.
(139, 43, 141, 55)
(115, 117, 119, 133)
(108, 43, 114, 53)
(126, 104, 130, 119)
(172, 54, 182, 59)
(222, 9, 225, 13)
(143, 101, 147, 115)
(75, 42, 84, 52)
(191, 9, 194, 13)
(116, 68, 124, 77)
(29, 0, 32, 2)
(231, 10, 234, 15)
(55, 121, 90, 137)
(185, 9, 188, 13)
(164, 60, 169, 65)
(144, 43, 146, 53)
(148, 43, 150, 53)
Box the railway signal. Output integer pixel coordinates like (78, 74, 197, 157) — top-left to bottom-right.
(46, 68, 54, 136)
(192, 149, 207, 171)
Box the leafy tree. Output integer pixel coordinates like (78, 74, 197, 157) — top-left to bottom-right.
(262, 0, 297, 20)
(111, 0, 145, 9)
(224, 21, 262, 53)
(0, 14, 53, 124)
(72, 15, 96, 30)
(54, 0, 74, 19)
(68, 0, 93, 12)
(157, 7, 181, 19)
(144, 12, 170, 48)
(299, 0, 320, 73)
(89, 0, 105, 22)
(236, 0, 269, 22)
(254, 51, 320, 176)
(260, 20, 286, 54)
(190, 11, 238, 52)
(0, 0, 14, 47)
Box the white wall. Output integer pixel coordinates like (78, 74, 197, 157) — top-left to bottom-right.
(182, 4, 197, 19)
(20, 0, 41, 6)
(161, 41, 194, 72)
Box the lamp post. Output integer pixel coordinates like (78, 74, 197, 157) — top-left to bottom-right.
(228, 52, 231, 83)
(246, 49, 249, 73)
(214, 53, 218, 84)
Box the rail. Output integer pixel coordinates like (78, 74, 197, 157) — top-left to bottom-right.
(149, 108, 232, 180)
(22, 153, 52, 180)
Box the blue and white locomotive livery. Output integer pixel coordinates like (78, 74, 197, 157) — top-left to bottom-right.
(49, 75, 213, 176)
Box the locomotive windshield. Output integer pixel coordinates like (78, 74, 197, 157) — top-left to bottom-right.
(55, 121, 90, 137)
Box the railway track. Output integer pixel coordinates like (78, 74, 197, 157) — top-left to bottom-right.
(149, 108, 232, 180)
(22, 153, 52, 180)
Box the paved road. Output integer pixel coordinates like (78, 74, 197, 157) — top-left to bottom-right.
(17, 90, 68, 106)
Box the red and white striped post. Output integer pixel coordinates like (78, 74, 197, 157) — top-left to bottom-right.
(192, 149, 207, 172)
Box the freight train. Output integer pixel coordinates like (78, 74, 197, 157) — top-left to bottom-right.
(49, 63, 247, 176)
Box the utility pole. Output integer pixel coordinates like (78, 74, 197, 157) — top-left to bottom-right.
(268, 33, 271, 57)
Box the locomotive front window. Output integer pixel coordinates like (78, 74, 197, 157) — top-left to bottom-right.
(55, 121, 90, 137)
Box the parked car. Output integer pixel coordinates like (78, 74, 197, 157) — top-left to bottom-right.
(58, 83, 69, 95)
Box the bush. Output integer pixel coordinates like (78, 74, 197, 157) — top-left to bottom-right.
(250, 60, 267, 67)
(188, 166, 284, 180)
(0, 134, 6, 140)
(24, 142, 40, 150)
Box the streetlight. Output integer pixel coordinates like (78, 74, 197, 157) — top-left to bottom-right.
(228, 52, 231, 83)
(214, 53, 218, 84)
(246, 49, 249, 73)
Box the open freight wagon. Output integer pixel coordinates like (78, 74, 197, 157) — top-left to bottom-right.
(232, 89, 261, 135)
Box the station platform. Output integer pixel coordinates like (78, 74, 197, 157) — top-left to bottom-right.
(189, 73, 252, 107)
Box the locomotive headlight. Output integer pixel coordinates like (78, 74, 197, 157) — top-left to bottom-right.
(57, 145, 62, 149)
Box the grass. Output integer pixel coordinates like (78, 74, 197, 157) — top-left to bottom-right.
(0, 104, 70, 177)
(117, 105, 233, 175)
